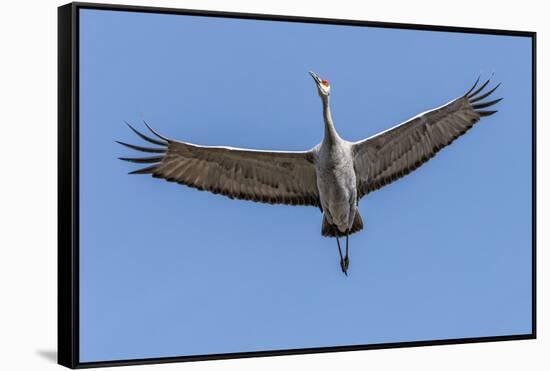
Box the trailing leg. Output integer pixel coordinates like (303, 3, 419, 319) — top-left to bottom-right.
(336, 237, 347, 276)
(343, 232, 350, 272)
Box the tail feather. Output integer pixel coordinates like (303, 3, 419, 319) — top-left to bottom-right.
(322, 211, 364, 237)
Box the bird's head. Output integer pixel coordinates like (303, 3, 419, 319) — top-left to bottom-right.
(309, 71, 331, 97)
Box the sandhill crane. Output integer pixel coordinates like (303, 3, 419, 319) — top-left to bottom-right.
(118, 71, 501, 276)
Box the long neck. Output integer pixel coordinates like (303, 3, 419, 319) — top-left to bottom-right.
(321, 95, 339, 144)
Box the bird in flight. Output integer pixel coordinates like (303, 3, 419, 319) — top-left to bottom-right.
(118, 71, 501, 276)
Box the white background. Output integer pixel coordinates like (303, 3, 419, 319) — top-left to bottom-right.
(0, 0, 545, 370)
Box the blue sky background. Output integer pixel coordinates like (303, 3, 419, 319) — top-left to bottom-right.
(79, 9, 533, 363)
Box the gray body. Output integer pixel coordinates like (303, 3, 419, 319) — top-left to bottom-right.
(314, 96, 357, 234)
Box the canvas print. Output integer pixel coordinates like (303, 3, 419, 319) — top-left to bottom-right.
(69, 4, 534, 366)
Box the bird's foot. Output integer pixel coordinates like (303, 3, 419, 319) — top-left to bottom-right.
(340, 256, 349, 276)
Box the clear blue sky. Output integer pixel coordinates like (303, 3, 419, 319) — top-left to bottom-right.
(78, 8, 533, 363)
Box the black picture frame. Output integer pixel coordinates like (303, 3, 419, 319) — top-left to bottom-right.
(58, 2, 537, 368)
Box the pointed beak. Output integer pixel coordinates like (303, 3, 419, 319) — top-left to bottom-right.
(309, 70, 322, 86)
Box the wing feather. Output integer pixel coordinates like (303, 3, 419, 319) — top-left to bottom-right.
(119, 124, 320, 206)
(353, 78, 502, 197)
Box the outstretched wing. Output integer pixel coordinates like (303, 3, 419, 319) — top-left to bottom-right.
(118, 123, 320, 206)
(353, 77, 502, 198)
